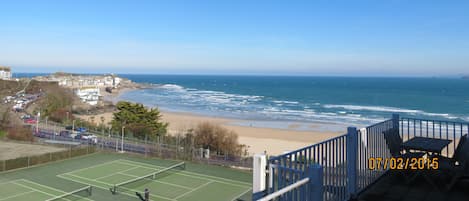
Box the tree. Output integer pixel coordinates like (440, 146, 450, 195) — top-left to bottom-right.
(90, 116, 95, 125)
(193, 122, 243, 156)
(111, 101, 168, 140)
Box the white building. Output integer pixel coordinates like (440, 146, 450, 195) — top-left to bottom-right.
(0, 66, 12, 80)
(75, 87, 101, 105)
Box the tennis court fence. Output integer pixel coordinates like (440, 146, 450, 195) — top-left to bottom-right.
(0, 144, 96, 172)
(33, 128, 253, 169)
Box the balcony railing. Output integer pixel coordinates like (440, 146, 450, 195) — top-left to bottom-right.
(256, 114, 469, 201)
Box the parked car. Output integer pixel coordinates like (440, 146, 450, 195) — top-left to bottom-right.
(59, 130, 70, 137)
(81, 134, 98, 143)
(65, 125, 73, 130)
(75, 127, 87, 133)
(20, 114, 32, 119)
(24, 118, 37, 124)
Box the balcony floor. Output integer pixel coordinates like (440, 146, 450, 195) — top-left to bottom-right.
(357, 171, 469, 201)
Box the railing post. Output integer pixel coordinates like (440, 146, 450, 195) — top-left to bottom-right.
(252, 154, 267, 200)
(346, 127, 358, 199)
(392, 114, 400, 129)
(309, 164, 323, 201)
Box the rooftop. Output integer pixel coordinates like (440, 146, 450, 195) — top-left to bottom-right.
(0, 66, 11, 71)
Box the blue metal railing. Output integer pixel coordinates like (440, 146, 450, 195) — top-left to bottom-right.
(267, 133, 349, 201)
(399, 117, 469, 157)
(258, 114, 469, 201)
(356, 117, 395, 194)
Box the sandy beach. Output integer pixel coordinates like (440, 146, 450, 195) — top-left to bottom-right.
(78, 110, 343, 156)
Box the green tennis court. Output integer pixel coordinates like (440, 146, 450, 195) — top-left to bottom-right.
(0, 153, 252, 201)
(58, 159, 251, 201)
(0, 179, 91, 201)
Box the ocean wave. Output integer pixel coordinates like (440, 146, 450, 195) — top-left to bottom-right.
(259, 108, 379, 124)
(323, 104, 422, 113)
(272, 100, 300, 105)
(322, 104, 461, 120)
(156, 84, 186, 91)
(122, 84, 464, 126)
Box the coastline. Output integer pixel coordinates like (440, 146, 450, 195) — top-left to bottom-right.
(160, 111, 344, 154)
(88, 87, 345, 155)
(81, 90, 344, 155)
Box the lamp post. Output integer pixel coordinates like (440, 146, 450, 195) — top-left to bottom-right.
(72, 119, 76, 131)
(36, 112, 40, 133)
(120, 126, 125, 153)
(45, 116, 48, 131)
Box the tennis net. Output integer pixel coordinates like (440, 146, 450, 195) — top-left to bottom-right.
(45, 186, 92, 201)
(110, 161, 185, 194)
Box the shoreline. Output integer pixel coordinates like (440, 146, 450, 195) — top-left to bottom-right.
(78, 108, 344, 156)
(82, 86, 345, 155)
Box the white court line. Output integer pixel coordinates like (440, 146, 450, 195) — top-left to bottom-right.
(94, 166, 141, 181)
(118, 172, 193, 190)
(61, 173, 114, 187)
(18, 179, 93, 201)
(173, 181, 214, 200)
(231, 187, 252, 201)
(12, 181, 60, 198)
(0, 179, 23, 185)
(0, 190, 35, 201)
(57, 174, 177, 201)
(119, 160, 250, 188)
(62, 159, 123, 175)
(119, 159, 251, 185)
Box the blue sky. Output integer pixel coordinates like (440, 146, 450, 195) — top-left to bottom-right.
(1, 0, 468, 76)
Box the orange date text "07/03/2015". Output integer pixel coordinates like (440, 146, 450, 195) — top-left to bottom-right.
(368, 157, 439, 170)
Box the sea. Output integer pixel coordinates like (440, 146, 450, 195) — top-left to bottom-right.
(15, 73, 469, 129)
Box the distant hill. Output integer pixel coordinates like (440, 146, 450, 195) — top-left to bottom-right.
(463, 76, 469, 80)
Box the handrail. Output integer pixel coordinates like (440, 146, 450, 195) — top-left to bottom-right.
(400, 117, 469, 125)
(256, 178, 310, 201)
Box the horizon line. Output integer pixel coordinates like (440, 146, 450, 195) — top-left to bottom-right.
(10, 71, 465, 79)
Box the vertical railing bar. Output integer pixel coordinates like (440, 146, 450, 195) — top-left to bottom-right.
(289, 166, 293, 198)
(344, 135, 347, 200)
(295, 152, 298, 174)
(399, 118, 402, 141)
(439, 121, 442, 139)
(461, 123, 464, 141)
(277, 166, 281, 192)
(308, 147, 312, 173)
(361, 130, 364, 191)
(432, 120, 435, 139)
(332, 138, 336, 199)
(340, 136, 344, 200)
(402, 119, 410, 140)
(453, 122, 456, 155)
(332, 138, 340, 199)
(446, 121, 449, 156)
(426, 120, 428, 137)
(364, 127, 369, 188)
(326, 140, 330, 198)
(375, 125, 379, 181)
(419, 119, 422, 137)
(370, 126, 373, 183)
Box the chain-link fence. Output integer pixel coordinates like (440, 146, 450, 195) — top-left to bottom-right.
(0, 145, 95, 172)
(34, 128, 253, 169)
